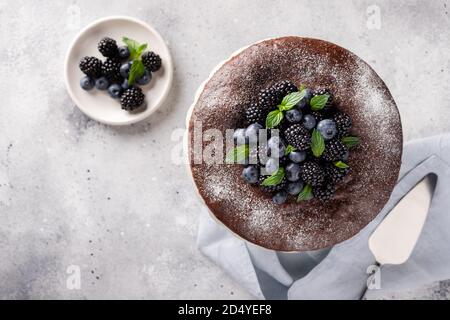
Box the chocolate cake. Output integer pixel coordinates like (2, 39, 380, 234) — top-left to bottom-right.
(187, 37, 402, 251)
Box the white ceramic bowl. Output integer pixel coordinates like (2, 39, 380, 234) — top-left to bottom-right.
(64, 16, 173, 125)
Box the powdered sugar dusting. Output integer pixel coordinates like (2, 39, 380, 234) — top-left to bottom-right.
(189, 37, 402, 251)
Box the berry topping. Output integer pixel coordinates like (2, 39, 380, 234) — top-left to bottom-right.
(242, 166, 260, 184)
(285, 162, 301, 182)
(288, 150, 307, 163)
(332, 112, 352, 138)
(299, 161, 325, 187)
(245, 102, 265, 125)
(286, 181, 304, 195)
(273, 190, 288, 204)
(313, 183, 336, 202)
(302, 114, 317, 130)
(259, 175, 287, 193)
(231, 82, 356, 204)
(264, 158, 280, 175)
(285, 109, 302, 123)
(267, 136, 286, 158)
(284, 124, 311, 151)
(317, 119, 337, 140)
(312, 88, 333, 111)
(322, 139, 348, 162)
(245, 123, 263, 141)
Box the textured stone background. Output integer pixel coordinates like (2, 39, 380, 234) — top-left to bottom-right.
(0, 0, 449, 299)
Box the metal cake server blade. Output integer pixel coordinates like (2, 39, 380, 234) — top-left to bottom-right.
(369, 175, 434, 265)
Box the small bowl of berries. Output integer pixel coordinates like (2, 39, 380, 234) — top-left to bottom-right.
(64, 16, 173, 125)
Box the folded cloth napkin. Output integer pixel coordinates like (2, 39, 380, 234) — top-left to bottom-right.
(197, 134, 450, 299)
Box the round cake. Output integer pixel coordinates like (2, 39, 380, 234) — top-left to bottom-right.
(187, 37, 402, 251)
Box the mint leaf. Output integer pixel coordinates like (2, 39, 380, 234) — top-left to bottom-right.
(278, 91, 306, 111)
(298, 84, 306, 92)
(123, 38, 149, 79)
(262, 167, 285, 186)
(285, 144, 296, 156)
(266, 110, 283, 128)
(334, 161, 349, 169)
(311, 129, 325, 157)
(123, 37, 141, 60)
(137, 43, 148, 56)
(128, 60, 146, 86)
(310, 94, 330, 111)
(341, 136, 359, 148)
(226, 144, 249, 164)
(297, 184, 313, 201)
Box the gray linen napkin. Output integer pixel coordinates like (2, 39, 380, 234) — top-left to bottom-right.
(197, 134, 450, 299)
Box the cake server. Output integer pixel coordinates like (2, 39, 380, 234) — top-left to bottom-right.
(368, 175, 434, 266)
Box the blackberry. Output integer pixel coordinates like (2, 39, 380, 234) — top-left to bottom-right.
(120, 87, 145, 111)
(322, 139, 348, 162)
(79, 56, 102, 78)
(299, 161, 325, 186)
(98, 37, 119, 58)
(311, 111, 324, 123)
(259, 175, 287, 193)
(313, 183, 336, 202)
(245, 102, 265, 125)
(273, 80, 298, 98)
(284, 124, 311, 151)
(142, 51, 162, 72)
(312, 88, 334, 111)
(332, 112, 352, 138)
(101, 58, 122, 83)
(324, 163, 349, 184)
(278, 156, 289, 167)
(258, 87, 280, 111)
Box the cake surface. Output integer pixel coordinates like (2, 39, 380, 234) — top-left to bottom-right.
(188, 37, 402, 251)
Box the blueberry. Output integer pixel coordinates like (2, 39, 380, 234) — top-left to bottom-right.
(121, 79, 130, 90)
(285, 109, 302, 123)
(267, 136, 286, 158)
(233, 128, 247, 145)
(245, 123, 263, 142)
(80, 76, 94, 90)
(265, 158, 279, 175)
(108, 84, 122, 99)
(273, 191, 288, 204)
(242, 166, 259, 184)
(285, 162, 301, 182)
(120, 62, 132, 79)
(95, 77, 109, 90)
(118, 46, 130, 60)
(289, 150, 307, 163)
(317, 119, 337, 140)
(296, 88, 312, 109)
(302, 114, 317, 130)
(303, 88, 313, 102)
(136, 70, 152, 86)
(286, 181, 304, 195)
(232, 128, 247, 145)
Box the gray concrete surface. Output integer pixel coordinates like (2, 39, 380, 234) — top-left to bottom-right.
(0, 0, 449, 299)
